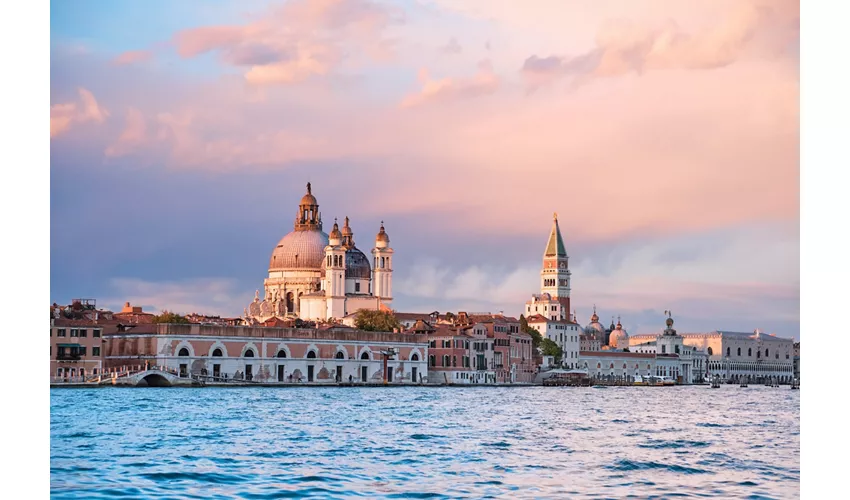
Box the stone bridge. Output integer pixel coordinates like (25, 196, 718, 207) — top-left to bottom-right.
(107, 368, 202, 387)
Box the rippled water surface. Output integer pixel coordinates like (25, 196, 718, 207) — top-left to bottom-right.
(51, 386, 799, 499)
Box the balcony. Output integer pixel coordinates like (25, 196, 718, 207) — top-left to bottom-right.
(56, 354, 82, 361)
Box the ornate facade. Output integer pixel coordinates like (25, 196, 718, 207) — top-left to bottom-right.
(243, 183, 393, 324)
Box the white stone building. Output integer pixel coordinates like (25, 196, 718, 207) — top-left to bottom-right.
(630, 327, 795, 383)
(243, 183, 394, 323)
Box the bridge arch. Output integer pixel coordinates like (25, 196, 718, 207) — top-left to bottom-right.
(138, 373, 173, 387)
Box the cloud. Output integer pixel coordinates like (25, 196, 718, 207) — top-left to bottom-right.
(170, 0, 402, 85)
(103, 277, 249, 317)
(104, 106, 332, 167)
(520, 0, 798, 90)
(50, 88, 109, 138)
(440, 37, 462, 55)
(113, 50, 153, 65)
(400, 59, 499, 108)
(395, 222, 799, 335)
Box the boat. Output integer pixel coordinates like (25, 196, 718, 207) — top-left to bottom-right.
(791, 378, 799, 390)
(740, 376, 749, 388)
(710, 376, 721, 388)
(592, 385, 607, 389)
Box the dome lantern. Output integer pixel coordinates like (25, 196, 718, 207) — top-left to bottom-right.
(375, 221, 390, 248)
(329, 219, 342, 246)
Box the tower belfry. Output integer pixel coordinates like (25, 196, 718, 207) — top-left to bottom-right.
(540, 212, 571, 318)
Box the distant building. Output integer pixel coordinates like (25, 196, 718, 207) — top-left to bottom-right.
(630, 327, 795, 384)
(793, 342, 800, 380)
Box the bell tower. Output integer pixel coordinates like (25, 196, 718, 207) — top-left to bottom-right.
(372, 221, 393, 307)
(324, 219, 346, 320)
(540, 212, 571, 316)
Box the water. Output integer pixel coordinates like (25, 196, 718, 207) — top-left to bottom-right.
(51, 386, 799, 499)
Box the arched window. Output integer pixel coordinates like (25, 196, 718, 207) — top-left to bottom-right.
(757, 350, 761, 358)
(361, 351, 370, 360)
(429, 355, 435, 367)
(765, 349, 769, 357)
(212, 348, 223, 357)
(675, 345, 680, 354)
(306, 350, 317, 359)
(737, 347, 741, 356)
(335, 351, 345, 359)
(727, 347, 731, 357)
(597, 363, 601, 369)
(610, 363, 614, 369)
(411, 353, 420, 361)
(707, 347, 712, 355)
(244, 349, 255, 358)
(277, 350, 287, 358)
(178, 348, 190, 357)
(748, 348, 752, 357)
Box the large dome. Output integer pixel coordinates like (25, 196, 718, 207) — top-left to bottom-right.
(345, 248, 372, 279)
(269, 229, 329, 271)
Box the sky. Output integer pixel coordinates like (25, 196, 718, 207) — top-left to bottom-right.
(50, 0, 800, 339)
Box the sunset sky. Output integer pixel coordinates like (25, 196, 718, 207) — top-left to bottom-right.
(50, 0, 800, 338)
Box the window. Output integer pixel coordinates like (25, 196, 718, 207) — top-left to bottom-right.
(178, 348, 190, 356)
(335, 351, 345, 359)
(245, 349, 256, 358)
(70, 329, 79, 337)
(79, 329, 87, 337)
(411, 353, 419, 361)
(355, 282, 360, 292)
(306, 350, 316, 359)
(748, 348, 752, 357)
(727, 347, 730, 357)
(93, 347, 100, 357)
(213, 348, 223, 357)
(765, 349, 769, 357)
(78, 346, 86, 356)
(429, 355, 436, 367)
(93, 329, 101, 338)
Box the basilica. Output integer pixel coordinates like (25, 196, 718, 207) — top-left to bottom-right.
(242, 183, 394, 324)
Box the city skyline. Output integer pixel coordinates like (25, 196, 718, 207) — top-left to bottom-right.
(50, 0, 800, 338)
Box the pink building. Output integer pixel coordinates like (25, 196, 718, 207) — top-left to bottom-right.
(50, 318, 108, 381)
(103, 323, 429, 384)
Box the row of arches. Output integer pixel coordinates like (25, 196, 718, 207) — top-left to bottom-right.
(707, 346, 791, 360)
(175, 343, 422, 361)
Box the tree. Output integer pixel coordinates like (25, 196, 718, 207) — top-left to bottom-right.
(152, 310, 190, 324)
(540, 338, 563, 363)
(520, 314, 543, 351)
(354, 309, 402, 332)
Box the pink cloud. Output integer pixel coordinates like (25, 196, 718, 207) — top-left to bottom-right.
(400, 60, 500, 108)
(113, 50, 153, 65)
(50, 88, 109, 138)
(170, 0, 401, 85)
(520, 0, 798, 90)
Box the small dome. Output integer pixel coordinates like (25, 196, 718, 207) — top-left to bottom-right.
(300, 182, 317, 206)
(269, 229, 329, 271)
(375, 222, 390, 248)
(609, 327, 630, 348)
(329, 220, 342, 245)
(345, 248, 372, 279)
(341, 216, 353, 236)
(666, 317, 674, 327)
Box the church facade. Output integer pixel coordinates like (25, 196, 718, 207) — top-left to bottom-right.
(243, 183, 393, 324)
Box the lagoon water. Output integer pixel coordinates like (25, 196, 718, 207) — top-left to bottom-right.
(50, 386, 799, 499)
